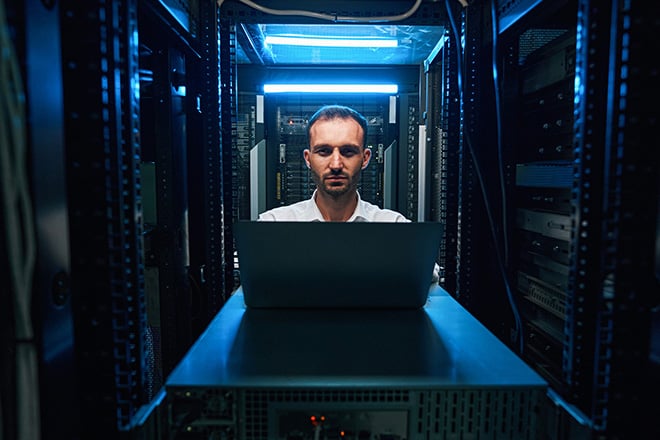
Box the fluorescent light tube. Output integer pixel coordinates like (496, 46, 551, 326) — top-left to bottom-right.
(263, 84, 399, 94)
(264, 35, 398, 48)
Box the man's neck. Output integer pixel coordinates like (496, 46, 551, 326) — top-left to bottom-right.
(314, 190, 358, 222)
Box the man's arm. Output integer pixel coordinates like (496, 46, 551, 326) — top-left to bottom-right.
(257, 211, 276, 221)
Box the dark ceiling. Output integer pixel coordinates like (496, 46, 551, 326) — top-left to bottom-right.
(222, 0, 449, 66)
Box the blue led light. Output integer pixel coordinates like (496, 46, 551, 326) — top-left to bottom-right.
(263, 84, 399, 94)
(264, 35, 398, 48)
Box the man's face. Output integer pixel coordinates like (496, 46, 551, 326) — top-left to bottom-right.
(304, 117, 371, 198)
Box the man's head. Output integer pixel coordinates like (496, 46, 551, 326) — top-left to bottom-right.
(306, 105, 368, 149)
(303, 105, 372, 199)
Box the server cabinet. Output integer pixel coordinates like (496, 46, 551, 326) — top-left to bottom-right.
(137, 0, 233, 386)
(235, 92, 259, 222)
(450, 0, 517, 341)
(423, 28, 461, 295)
(500, 1, 577, 395)
(462, 0, 659, 438)
(140, 2, 195, 387)
(6, 1, 140, 437)
(567, 1, 658, 437)
(58, 0, 147, 436)
(397, 93, 422, 221)
(6, 0, 235, 437)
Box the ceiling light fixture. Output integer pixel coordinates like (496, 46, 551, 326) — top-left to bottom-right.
(263, 84, 399, 94)
(264, 35, 398, 48)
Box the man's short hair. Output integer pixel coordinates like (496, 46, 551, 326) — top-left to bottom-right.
(307, 105, 368, 149)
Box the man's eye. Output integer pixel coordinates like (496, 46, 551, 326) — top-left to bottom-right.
(341, 148, 357, 157)
(316, 149, 331, 156)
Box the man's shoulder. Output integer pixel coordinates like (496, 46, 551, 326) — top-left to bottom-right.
(358, 199, 410, 222)
(258, 199, 316, 221)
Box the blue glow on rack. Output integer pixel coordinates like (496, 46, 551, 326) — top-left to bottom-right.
(263, 84, 399, 94)
(264, 36, 398, 48)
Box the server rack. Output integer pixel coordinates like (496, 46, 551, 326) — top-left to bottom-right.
(219, 16, 239, 297)
(460, 0, 659, 438)
(58, 0, 147, 436)
(8, 0, 235, 437)
(423, 28, 461, 295)
(137, 0, 235, 401)
(235, 92, 258, 221)
(568, 1, 658, 436)
(140, 8, 194, 388)
(452, 0, 517, 342)
(137, 0, 236, 387)
(501, 3, 577, 395)
(18, 0, 203, 436)
(397, 93, 422, 220)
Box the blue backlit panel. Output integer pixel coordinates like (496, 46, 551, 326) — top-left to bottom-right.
(237, 24, 445, 65)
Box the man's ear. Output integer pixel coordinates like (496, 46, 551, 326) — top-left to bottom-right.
(303, 149, 311, 168)
(361, 147, 372, 169)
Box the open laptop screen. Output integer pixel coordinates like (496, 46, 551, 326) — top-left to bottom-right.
(233, 221, 443, 309)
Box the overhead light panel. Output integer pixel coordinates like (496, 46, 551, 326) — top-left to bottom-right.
(263, 84, 399, 94)
(264, 35, 398, 48)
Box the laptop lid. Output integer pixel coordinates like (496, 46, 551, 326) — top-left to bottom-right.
(233, 221, 444, 309)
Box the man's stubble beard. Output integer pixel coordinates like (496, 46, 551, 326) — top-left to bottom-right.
(311, 169, 360, 199)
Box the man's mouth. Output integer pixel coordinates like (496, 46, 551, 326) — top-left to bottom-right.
(325, 176, 346, 185)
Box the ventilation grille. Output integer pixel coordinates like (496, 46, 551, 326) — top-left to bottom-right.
(415, 389, 543, 439)
(167, 387, 543, 439)
(243, 389, 411, 439)
(518, 29, 568, 65)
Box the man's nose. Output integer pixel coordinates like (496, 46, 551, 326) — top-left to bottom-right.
(329, 150, 343, 169)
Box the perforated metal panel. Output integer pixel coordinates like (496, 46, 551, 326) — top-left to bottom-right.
(168, 387, 544, 439)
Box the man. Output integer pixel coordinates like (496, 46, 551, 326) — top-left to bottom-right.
(258, 104, 439, 283)
(258, 104, 408, 222)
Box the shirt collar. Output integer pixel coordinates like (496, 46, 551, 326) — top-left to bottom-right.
(347, 192, 369, 222)
(310, 189, 367, 222)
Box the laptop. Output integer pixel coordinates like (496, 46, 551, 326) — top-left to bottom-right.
(233, 221, 444, 309)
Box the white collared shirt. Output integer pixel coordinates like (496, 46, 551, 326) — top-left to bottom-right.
(257, 190, 409, 223)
